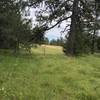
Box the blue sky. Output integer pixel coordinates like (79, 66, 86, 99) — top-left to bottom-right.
(45, 28, 62, 41)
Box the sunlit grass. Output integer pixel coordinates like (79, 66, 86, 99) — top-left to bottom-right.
(0, 46, 100, 100)
(31, 45, 63, 55)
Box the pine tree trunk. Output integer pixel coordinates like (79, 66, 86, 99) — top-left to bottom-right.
(91, 1, 97, 54)
(67, 0, 79, 56)
(91, 25, 96, 54)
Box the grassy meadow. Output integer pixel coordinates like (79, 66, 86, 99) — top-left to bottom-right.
(0, 45, 100, 100)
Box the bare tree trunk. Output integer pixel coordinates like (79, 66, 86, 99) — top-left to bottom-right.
(13, 40, 19, 55)
(91, 0, 98, 54)
(67, 0, 79, 56)
(91, 23, 96, 54)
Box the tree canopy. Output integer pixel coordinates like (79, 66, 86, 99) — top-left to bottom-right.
(26, 0, 100, 56)
(0, 0, 46, 53)
(0, 0, 100, 56)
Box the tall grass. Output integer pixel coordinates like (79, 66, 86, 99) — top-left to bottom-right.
(0, 46, 100, 100)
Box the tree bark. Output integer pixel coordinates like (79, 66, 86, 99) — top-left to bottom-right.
(91, 0, 98, 54)
(67, 0, 79, 56)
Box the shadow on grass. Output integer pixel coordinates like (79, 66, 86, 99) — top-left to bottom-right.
(76, 92, 98, 100)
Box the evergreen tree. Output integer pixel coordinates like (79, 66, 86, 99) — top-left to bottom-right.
(0, 0, 32, 53)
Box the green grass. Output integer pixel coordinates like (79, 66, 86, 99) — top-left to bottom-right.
(0, 46, 100, 100)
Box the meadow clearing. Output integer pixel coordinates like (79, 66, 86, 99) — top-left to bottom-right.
(0, 45, 100, 100)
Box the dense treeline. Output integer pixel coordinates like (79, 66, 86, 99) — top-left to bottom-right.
(50, 38, 64, 46)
